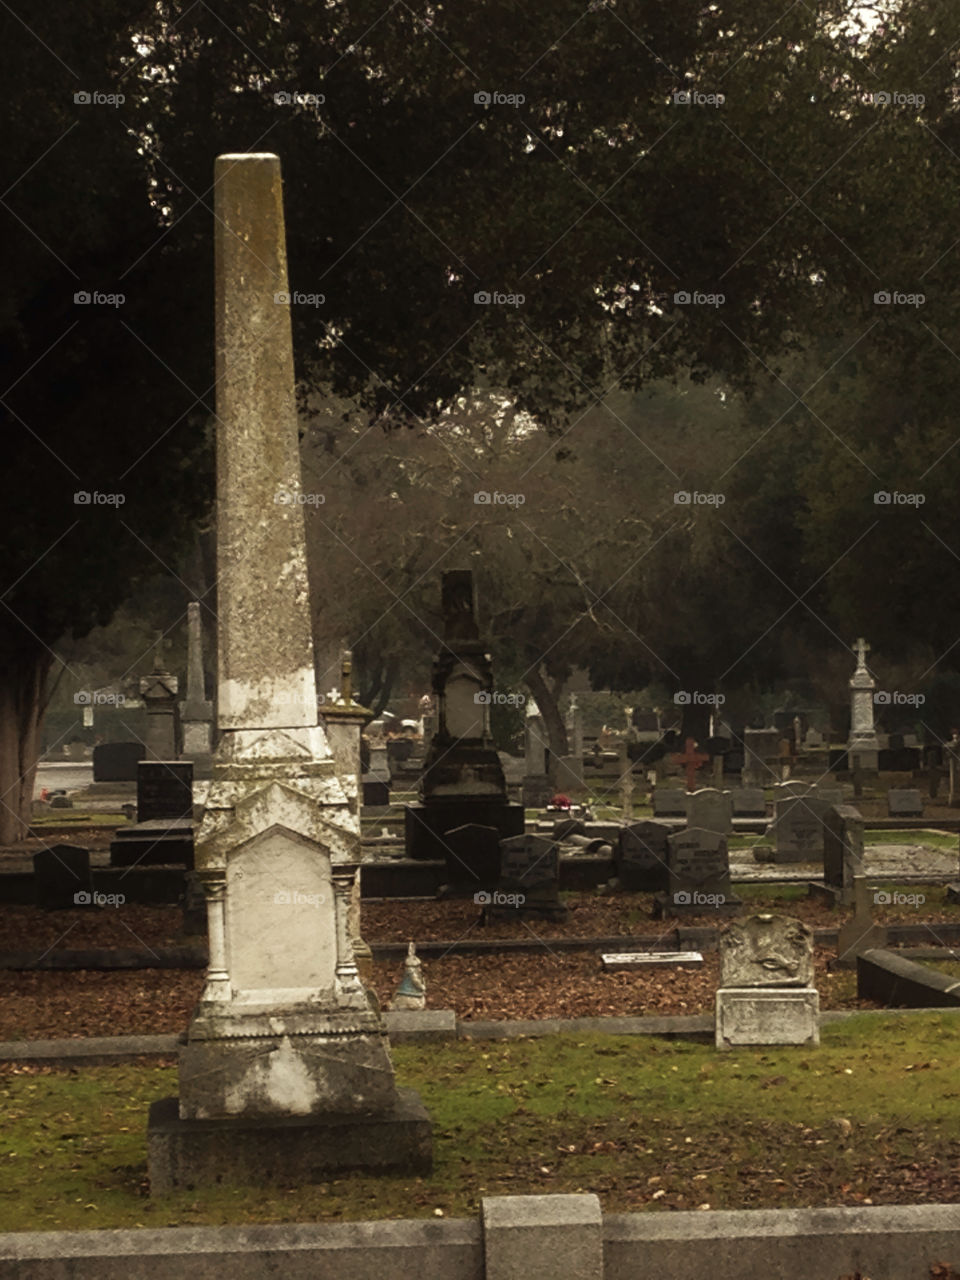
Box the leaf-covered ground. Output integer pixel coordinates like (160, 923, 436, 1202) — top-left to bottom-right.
(4, 881, 960, 956)
(10, 880, 959, 1038)
(0, 945, 864, 1040)
(2, 1014, 960, 1232)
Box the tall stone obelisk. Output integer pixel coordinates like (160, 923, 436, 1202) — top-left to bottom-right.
(178, 601, 214, 777)
(147, 154, 431, 1193)
(847, 637, 879, 774)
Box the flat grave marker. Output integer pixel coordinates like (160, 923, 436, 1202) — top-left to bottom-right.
(602, 951, 704, 971)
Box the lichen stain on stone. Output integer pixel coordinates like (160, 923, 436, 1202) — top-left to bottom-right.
(227, 1036, 320, 1116)
(219, 670, 317, 729)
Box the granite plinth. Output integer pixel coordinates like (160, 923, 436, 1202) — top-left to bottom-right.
(147, 1088, 432, 1193)
(178, 1008, 398, 1119)
(109, 819, 194, 867)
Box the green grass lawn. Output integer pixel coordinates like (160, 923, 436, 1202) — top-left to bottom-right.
(3, 1011, 960, 1230)
(865, 829, 959, 850)
(29, 813, 128, 827)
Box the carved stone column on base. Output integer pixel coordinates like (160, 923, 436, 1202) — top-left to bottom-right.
(847, 638, 879, 774)
(322, 650, 374, 983)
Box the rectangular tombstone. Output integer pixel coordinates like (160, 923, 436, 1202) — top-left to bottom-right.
(33, 844, 92, 910)
(615, 820, 671, 892)
(770, 794, 831, 863)
(715, 987, 819, 1048)
(652, 788, 686, 817)
(362, 776, 390, 807)
(368, 746, 391, 782)
(732, 788, 767, 817)
(685, 787, 732, 834)
(657, 827, 741, 916)
(632, 710, 660, 736)
(492, 834, 565, 919)
(888, 788, 924, 818)
(109, 818, 194, 868)
(443, 822, 501, 895)
(406, 799, 524, 860)
(137, 760, 194, 823)
(482, 1194, 602, 1280)
(823, 804, 864, 905)
(93, 741, 144, 782)
(554, 755, 585, 791)
(521, 776, 554, 808)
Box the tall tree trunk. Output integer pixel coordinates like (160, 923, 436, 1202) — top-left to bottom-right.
(359, 656, 400, 720)
(680, 700, 712, 744)
(0, 649, 53, 845)
(525, 666, 567, 782)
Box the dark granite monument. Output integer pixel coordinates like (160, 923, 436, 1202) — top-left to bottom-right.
(33, 844, 92, 910)
(405, 571, 524, 860)
(441, 821, 502, 896)
(109, 760, 194, 867)
(615, 820, 671, 892)
(92, 741, 144, 783)
(486, 833, 566, 921)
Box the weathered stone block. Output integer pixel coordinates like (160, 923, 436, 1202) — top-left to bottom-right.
(719, 913, 814, 987)
(178, 1019, 397, 1119)
(148, 1089, 432, 1193)
(715, 987, 819, 1048)
(482, 1193, 602, 1280)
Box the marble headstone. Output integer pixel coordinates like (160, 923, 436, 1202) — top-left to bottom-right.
(719, 913, 814, 987)
(715, 912, 819, 1049)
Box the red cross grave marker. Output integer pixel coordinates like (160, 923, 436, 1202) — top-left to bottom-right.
(673, 736, 710, 791)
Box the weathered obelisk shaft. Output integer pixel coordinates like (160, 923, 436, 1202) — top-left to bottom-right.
(214, 153, 317, 732)
(182, 602, 211, 714)
(186, 602, 204, 702)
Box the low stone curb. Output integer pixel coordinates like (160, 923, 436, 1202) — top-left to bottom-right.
(2, 1005, 958, 1066)
(4, 1197, 960, 1279)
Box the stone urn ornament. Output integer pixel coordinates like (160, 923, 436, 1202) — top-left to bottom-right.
(390, 941, 427, 1011)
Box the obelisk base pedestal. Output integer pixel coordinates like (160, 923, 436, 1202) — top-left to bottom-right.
(147, 1088, 432, 1193)
(176, 1004, 402, 1119)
